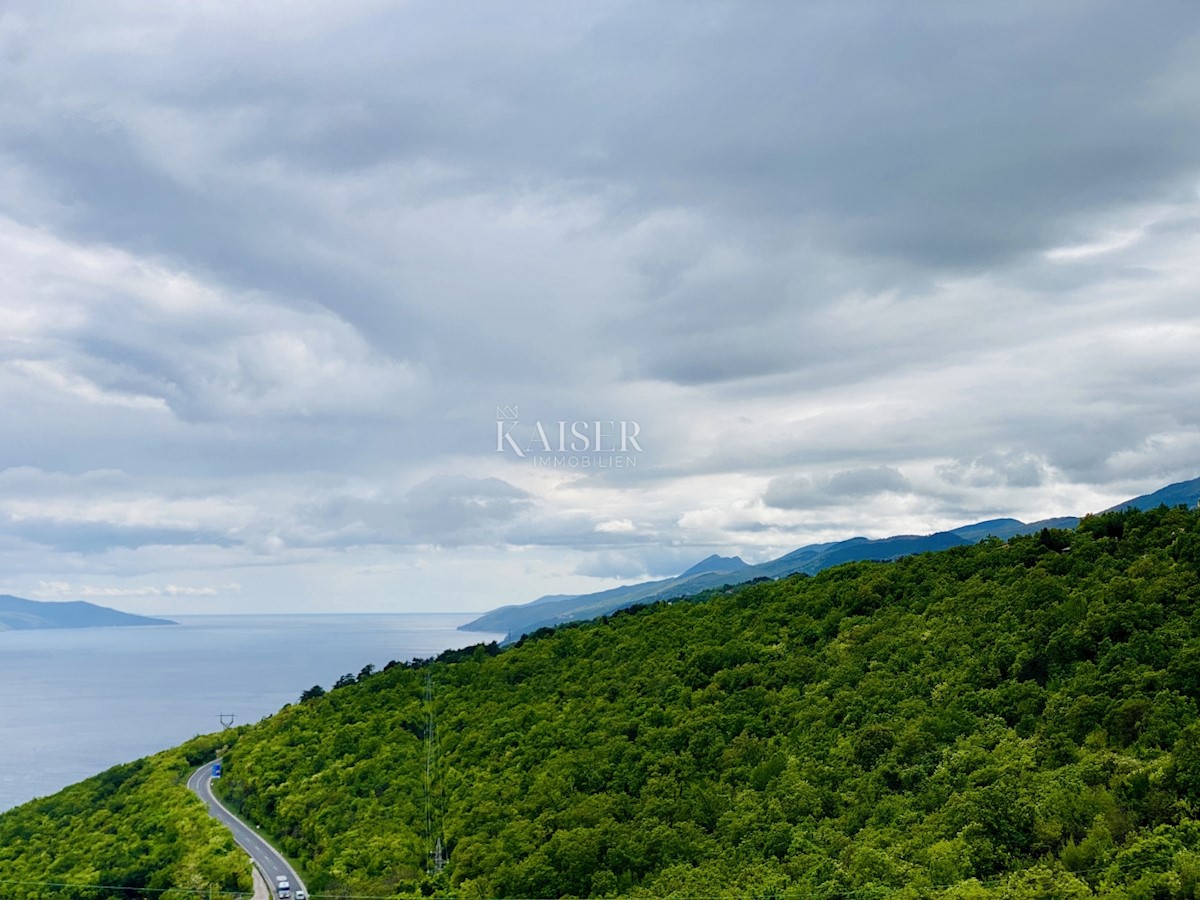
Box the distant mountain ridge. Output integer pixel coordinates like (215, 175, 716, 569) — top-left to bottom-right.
(0, 595, 174, 631)
(462, 475, 1200, 641)
(678, 554, 747, 578)
(1105, 477, 1200, 512)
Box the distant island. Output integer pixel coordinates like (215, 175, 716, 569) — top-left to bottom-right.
(0, 595, 175, 631)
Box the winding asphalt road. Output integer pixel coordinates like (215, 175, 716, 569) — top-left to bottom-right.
(188, 763, 308, 899)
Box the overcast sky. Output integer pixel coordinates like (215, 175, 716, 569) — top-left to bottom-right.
(2, 1, 1200, 615)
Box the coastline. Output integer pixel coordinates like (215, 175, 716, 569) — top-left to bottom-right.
(0, 613, 504, 813)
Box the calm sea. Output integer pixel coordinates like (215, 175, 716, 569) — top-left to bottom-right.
(0, 614, 503, 813)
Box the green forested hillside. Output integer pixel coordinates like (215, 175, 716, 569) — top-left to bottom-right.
(212, 505, 1200, 898)
(7, 505, 1200, 898)
(0, 733, 251, 899)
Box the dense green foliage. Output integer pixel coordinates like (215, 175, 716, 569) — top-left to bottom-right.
(207, 505, 1200, 898)
(10, 505, 1200, 898)
(0, 732, 251, 899)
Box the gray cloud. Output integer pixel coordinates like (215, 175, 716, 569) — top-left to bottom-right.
(0, 2, 1198, 610)
(937, 452, 1048, 490)
(295, 475, 538, 550)
(764, 466, 912, 510)
(571, 551, 657, 581)
(6, 521, 236, 555)
(402, 475, 535, 546)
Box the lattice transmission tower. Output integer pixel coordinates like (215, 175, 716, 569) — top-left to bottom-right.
(423, 672, 447, 875)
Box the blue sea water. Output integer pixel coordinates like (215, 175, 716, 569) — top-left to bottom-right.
(0, 614, 503, 813)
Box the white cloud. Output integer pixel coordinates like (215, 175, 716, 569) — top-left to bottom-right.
(1045, 228, 1145, 261)
(0, 215, 424, 423)
(594, 519, 635, 534)
(9, 359, 169, 411)
(31, 581, 241, 599)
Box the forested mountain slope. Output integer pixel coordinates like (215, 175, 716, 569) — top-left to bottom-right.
(217, 505, 1200, 897)
(0, 733, 250, 899)
(7, 505, 1200, 898)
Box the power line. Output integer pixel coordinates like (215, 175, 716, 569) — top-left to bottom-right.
(0, 878, 251, 897)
